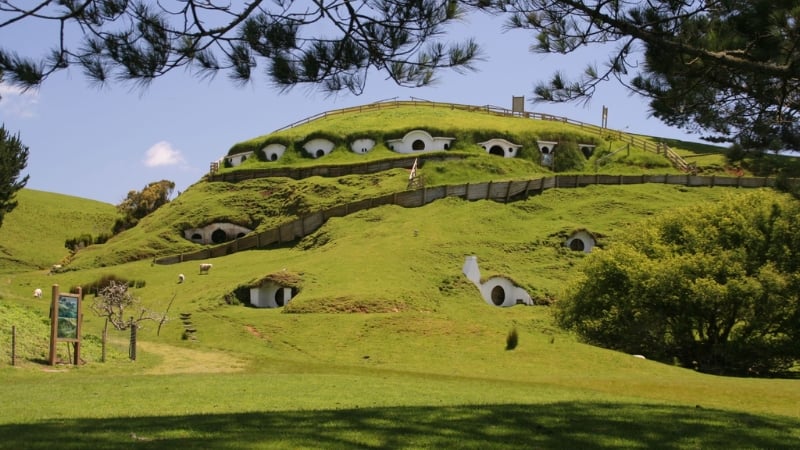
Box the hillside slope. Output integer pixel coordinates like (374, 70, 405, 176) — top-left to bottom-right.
(66, 103, 728, 270)
(0, 189, 117, 273)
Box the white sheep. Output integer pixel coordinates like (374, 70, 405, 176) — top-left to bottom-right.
(178, 274, 185, 283)
(199, 263, 213, 275)
(33, 288, 43, 298)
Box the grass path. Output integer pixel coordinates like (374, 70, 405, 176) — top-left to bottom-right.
(139, 340, 250, 375)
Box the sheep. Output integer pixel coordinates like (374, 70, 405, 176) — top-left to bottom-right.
(199, 263, 213, 275)
(33, 288, 43, 298)
(178, 274, 185, 284)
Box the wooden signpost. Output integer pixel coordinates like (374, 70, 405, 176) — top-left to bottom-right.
(49, 285, 83, 366)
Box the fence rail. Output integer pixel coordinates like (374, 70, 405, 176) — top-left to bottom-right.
(154, 174, 780, 265)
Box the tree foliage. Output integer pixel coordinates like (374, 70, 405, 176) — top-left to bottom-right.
(494, 0, 800, 150)
(115, 179, 175, 232)
(0, 124, 29, 228)
(0, 0, 481, 95)
(557, 190, 800, 376)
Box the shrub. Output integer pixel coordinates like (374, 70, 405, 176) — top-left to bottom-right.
(75, 275, 146, 296)
(505, 327, 519, 350)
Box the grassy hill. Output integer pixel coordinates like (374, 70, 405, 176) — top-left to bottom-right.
(0, 189, 117, 274)
(0, 103, 798, 448)
(65, 104, 731, 269)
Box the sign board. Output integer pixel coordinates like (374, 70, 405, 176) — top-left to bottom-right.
(49, 285, 83, 365)
(512, 96, 525, 114)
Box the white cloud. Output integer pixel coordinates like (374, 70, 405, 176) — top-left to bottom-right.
(143, 141, 186, 167)
(0, 83, 39, 118)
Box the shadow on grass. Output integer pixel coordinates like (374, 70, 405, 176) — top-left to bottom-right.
(3, 402, 798, 449)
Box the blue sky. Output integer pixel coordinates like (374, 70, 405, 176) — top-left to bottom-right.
(0, 10, 703, 205)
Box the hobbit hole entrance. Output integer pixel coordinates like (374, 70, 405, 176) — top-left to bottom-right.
(211, 229, 227, 244)
(491, 285, 506, 306)
(489, 145, 504, 156)
(270, 154, 278, 161)
(315, 149, 325, 158)
(412, 139, 426, 151)
(569, 239, 585, 251)
(275, 289, 285, 307)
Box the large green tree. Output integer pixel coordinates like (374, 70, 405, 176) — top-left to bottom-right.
(492, 0, 800, 150)
(557, 190, 800, 376)
(0, 0, 480, 94)
(0, 125, 29, 228)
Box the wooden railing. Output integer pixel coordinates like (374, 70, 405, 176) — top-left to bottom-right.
(155, 174, 777, 265)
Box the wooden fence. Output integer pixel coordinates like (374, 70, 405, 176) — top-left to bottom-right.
(154, 174, 776, 265)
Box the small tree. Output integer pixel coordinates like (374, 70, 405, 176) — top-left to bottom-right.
(92, 281, 165, 360)
(0, 125, 29, 229)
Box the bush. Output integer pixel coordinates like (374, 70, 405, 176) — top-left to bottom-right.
(75, 275, 147, 296)
(505, 327, 519, 351)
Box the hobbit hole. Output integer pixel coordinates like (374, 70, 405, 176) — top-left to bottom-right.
(224, 151, 253, 167)
(537, 140, 559, 167)
(461, 256, 534, 307)
(580, 144, 596, 159)
(250, 282, 299, 308)
(491, 285, 506, 306)
(302, 138, 335, 159)
(183, 223, 253, 245)
(350, 138, 376, 154)
(385, 130, 455, 154)
(275, 289, 285, 307)
(478, 139, 522, 158)
(262, 143, 287, 162)
(211, 229, 227, 244)
(565, 230, 597, 253)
